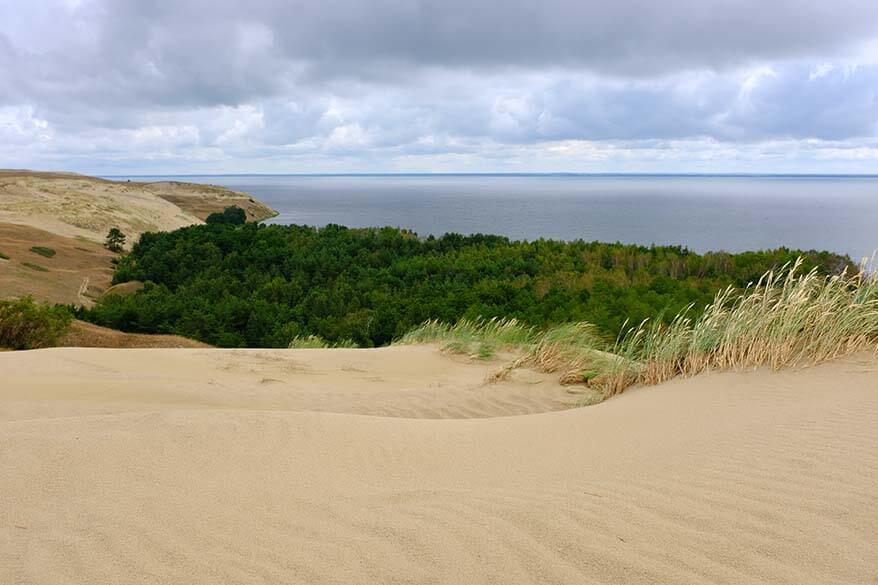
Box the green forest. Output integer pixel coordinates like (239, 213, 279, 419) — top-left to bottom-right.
(81, 219, 854, 347)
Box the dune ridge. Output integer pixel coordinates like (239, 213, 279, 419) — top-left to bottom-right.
(0, 170, 276, 307)
(0, 170, 276, 244)
(1, 346, 876, 584)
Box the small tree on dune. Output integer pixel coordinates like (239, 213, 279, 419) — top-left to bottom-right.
(105, 227, 126, 253)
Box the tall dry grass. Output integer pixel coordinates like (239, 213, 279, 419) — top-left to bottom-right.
(398, 259, 878, 402)
(568, 259, 878, 397)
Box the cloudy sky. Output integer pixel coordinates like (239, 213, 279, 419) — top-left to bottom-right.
(2, 0, 878, 174)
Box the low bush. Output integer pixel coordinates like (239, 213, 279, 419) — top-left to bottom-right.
(22, 262, 49, 272)
(205, 206, 247, 225)
(0, 297, 74, 349)
(30, 246, 56, 258)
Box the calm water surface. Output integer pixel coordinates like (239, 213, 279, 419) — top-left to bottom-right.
(112, 175, 878, 262)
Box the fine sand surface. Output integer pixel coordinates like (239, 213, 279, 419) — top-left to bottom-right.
(1, 346, 876, 584)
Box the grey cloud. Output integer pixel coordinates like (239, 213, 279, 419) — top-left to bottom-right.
(6, 0, 878, 110)
(1, 0, 878, 172)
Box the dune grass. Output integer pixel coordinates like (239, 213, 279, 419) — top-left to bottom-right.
(519, 259, 878, 398)
(402, 259, 878, 402)
(288, 334, 358, 349)
(30, 246, 56, 258)
(397, 317, 535, 359)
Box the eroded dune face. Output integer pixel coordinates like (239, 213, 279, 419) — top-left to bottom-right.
(1, 346, 876, 584)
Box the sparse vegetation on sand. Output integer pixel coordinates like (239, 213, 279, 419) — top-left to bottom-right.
(405, 260, 878, 401)
(288, 334, 358, 349)
(398, 317, 534, 358)
(29, 246, 56, 258)
(0, 297, 73, 349)
(0, 251, 9, 260)
(22, 261, 50, 272)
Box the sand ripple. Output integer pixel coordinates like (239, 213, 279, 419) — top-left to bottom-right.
(1, 348, 876, 584)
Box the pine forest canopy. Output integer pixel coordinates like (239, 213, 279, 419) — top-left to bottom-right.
(82, 220, 855, 348)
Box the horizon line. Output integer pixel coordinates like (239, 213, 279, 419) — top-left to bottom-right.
(101, 172, 878, 178)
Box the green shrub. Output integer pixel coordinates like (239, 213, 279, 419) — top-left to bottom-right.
(205, 206, 247, 225)
(22, 262, 49, 272)
(0, 251, 9, 260)
(0, 297, 74, 349)
(104, 228, 126, 253)
(30, 246, 56, 258)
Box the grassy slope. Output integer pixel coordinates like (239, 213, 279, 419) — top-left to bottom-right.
(0, 223, 115, 306)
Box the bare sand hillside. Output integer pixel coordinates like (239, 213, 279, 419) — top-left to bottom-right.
(0, 171, 276, 245)
(1, 345, 875, 584)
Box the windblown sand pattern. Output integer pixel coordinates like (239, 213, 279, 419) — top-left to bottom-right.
(1, 346, 876, 584)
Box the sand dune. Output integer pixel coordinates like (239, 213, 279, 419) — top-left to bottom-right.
(1, 346, 876, 584)
(0, 170, 276, 246)
(0, 171, 276, 307)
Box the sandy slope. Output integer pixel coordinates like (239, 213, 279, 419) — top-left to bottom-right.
(0, 170, 275, 307)
(0, 170, 276, 246)
(1, 346, 876, 584)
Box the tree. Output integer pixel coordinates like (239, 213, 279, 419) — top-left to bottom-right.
(206, 206, 247, 226)
(105, 227, 126, 253)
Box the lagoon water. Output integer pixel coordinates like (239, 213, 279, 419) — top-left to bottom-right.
(113, 174, 878, 262)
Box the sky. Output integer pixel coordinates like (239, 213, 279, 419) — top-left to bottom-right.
(2, 0, 878, 174)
